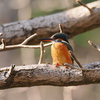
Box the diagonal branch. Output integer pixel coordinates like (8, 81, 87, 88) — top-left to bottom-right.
(21, 33, 38, 45)
(69, 51, 83, 68)
(0, 62, 100, 89)
(88, 40, 100, 52)
(76, 0, 93, 14)
(0, 1, 100, 45)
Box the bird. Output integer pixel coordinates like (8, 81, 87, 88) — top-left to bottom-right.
(38, 33, 73, 67)
(38, 24, 73, 67)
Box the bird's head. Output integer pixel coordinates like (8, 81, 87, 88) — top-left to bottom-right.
(51, 33, 69, 43)
(38, 33, 69, 43)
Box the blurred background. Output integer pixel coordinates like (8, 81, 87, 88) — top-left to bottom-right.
(0, 0, 100, 100)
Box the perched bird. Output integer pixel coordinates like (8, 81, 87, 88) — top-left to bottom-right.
(38, 33, 74, 67)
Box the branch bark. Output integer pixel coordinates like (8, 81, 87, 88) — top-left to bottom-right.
(0, 1, 100, 45)
(0, 62, 100, 89)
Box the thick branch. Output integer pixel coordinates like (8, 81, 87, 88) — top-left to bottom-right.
(0, 1, 100, 45)
(0, 62, 100, 89)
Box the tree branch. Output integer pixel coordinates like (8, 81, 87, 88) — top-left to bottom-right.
(0, 62, 100, 89)
(88, 40, 100, 52)
(38, 41, 45, 64)
(0, 1, 100, 45)
(0, 33, 52, 51)
(0, 1, 100, 90)
(76, 0, 93, 14)
(69, 51, 83, 68)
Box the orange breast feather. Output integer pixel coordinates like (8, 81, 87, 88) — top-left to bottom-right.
(51, 42, 72, 65)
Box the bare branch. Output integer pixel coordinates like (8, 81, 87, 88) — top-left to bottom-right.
(21, 33, 37, 45)
(0, 1, 100, 45)
(59, 24, 63, 33)
(64, 63, 78, 69)
(0, 33, 38, 51)
(76, 0, 93, 14)
(0, 42, 52, 51)
(38, 41, 45, 64)
(20, 43, 52, 49)
(88, 40, 100, 52)
(0, 1, 99, 90)
(0, 62, 100, 89)
(69, 51, 83, 68)
(0, 33, 52, 51)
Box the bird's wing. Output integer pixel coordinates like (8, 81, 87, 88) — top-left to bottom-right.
(62, 41, 74, 63)
(62, 41, 73, 52)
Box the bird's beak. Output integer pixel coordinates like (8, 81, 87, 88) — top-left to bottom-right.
(38, 37, 53, 41)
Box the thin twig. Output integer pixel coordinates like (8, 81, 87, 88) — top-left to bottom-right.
(69, 51, 83, 68)
(20, 43, 52, 49)
(38, 41, 45, 64)
(21, 33, 37, 45)
(1, 39, 6, 49)
(64, 63, 78, 69)
(88, 40, 100, 52)
(0, 33, 52, 51)
(76, 0, 93, 14)
(59, 24, 63, 33)
(0, 42, 52, 51)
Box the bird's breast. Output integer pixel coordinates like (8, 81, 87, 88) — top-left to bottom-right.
(51, 42, 72, 65)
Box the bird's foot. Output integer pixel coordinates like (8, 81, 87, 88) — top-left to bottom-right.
(55, 63, 60, 67)
(54, 63, 69, 68)
(65, 66, 69, 68)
